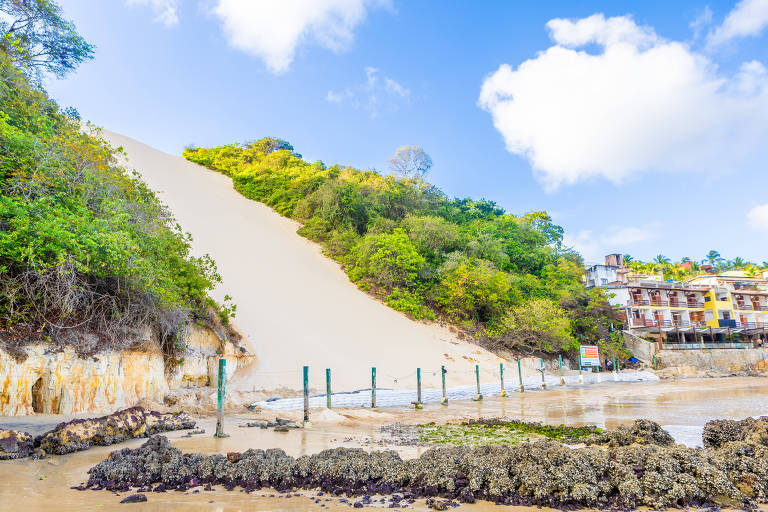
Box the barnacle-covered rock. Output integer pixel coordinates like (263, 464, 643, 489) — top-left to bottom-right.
(585, 419, 675, 447)
(0, 428, 34, 459)
(703, 417, 768, 449)
(36, 406, 194, 455)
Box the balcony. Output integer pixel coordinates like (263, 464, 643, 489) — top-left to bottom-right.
(733, 302, 764, 311)
(629, 318, 707, 329)
(627, 299, 704, 309)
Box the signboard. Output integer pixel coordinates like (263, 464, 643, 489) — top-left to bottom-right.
(579, 345, 600, 367)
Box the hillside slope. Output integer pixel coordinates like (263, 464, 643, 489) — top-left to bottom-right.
(103, 130, 504, 393)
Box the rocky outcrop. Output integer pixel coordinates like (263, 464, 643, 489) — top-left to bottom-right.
(703, 416, 768, 448)
(36, 406, 195, 455)
(0, 429, 34, 459)
(0, 324, 255, 416)
(583, 419, 675, 447)
(83, 423, 768, 510)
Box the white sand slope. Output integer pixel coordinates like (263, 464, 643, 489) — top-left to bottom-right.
(102, 130, 506, 393)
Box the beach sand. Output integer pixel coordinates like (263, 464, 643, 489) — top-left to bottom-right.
(99, 129, 504, 395)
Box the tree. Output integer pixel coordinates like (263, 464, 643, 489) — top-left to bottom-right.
(654, 254, 670, 264)
(501, 298, 576, 353)
(704, 250, 722, 267)
(388, 145, 432, 179)
(0, 0, 95, 79)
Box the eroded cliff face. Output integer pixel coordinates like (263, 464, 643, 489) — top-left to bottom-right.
(0, 324, 255, 416)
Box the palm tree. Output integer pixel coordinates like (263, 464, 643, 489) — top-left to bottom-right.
(731, 257, 746, 269)
(680, 257, 691, 263)
(704, 250, 722, 267)
(654, 254, 671, 264)
(623, 254, 634, 263)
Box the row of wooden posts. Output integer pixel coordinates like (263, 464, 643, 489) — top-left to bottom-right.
(300, 354, 623, 424)
(212, 355, 625, 435)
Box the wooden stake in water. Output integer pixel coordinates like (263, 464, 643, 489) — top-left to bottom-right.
(371, 367, 376, 408)
(499, 362, 506, 397)
(303, 365, 311, 427)
(612, 354, 617, 373)
(325, 368, 331, 409)
(540, 358, 547, 389)
(652, 355, 657, 370)
(413, 368, 423, 409)
(578, 352, 584, 384)
(558, 354, 565, 386)
(441, 365, 448, 405)
(215, 358, 227, 438)
(473, 364, 483, 401)
(517, 359, 524, 392)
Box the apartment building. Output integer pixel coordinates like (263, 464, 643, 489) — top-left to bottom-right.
(591, 258, 767, 347)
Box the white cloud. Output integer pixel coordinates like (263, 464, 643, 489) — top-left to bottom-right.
(212, 0, 389, 74)
(478, 13, 768, 190)
(326, 66, 409, 118)
(708, 0, 768, 46)
(126, 0, 179, 26)
(747, 204, 768, 231)
(564, 223, 660, 263)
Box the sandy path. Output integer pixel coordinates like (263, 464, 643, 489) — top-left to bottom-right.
(101, 130, 504, 393)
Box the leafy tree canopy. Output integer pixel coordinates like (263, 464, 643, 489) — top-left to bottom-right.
(0, 0, 94, 79)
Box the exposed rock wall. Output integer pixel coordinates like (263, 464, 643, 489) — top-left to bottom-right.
(0, 324, 255, 416)
(656, 347, 768, 375)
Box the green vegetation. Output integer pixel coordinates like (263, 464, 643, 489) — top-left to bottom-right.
(416, 420, 600, 446)
(0, 1, 226, 358)
(183, 141, 618, 355)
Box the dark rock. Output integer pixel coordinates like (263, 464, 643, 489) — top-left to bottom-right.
(120, 494, 147, 503)
(0, 429, 35, 460)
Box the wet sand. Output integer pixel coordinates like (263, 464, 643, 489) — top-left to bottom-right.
(2, 376, 768, 511)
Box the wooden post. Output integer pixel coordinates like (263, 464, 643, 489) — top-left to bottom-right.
(303, 365, 310, 427)
(441, 365, 447, 405)
(612, 354, 617, 373)
(414, 368, 423, 409)
(540, 358, 547, 389)
(652, 354, 657, 370)
(473, 364, 483, 401)
(558, 354, 565, 386)
(371, 367, 376, 408)
(499, 362, 506, 397)
(215, 358, 227, 438)
(578, 351, 583, 383)
(325, 368, 331, 409)
(517, 359, 524, 392)
(709, 326, 714, 346)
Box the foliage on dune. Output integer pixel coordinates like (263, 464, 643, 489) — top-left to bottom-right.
(183, 141, 617, 355)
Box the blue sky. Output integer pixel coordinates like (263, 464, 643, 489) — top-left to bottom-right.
(47, 0, 768, 264)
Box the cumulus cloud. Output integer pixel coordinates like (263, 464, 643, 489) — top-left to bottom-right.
(747, 204, 768, 231)
(564, 222, 660, 263)
(708, 0, 768, 46)
(126, 0, 179, 26)
(212, 0, 388, 74)
(326, 66, 409, 118)
(478, 13, 768, 190)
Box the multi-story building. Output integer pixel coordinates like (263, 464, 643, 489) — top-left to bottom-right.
(592, 259, 767, 348)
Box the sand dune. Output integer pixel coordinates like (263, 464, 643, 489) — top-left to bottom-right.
(102, 130, 505, 393)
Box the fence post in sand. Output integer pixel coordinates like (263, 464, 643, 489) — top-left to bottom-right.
(578, 352, 584, 384)
(558, 354, 565, 386)
(499, 362, 506, 397)
(441, 365, 448, 405)
(539, 358, 547, 389)
(303, 365, 311, 427)
(517, 359, 524, 392)
(473, 364, 483, 401)
(652, 355, 657, 370)
(215, 358, 228, 438)
(326, 368, 332, 409)
(371, 367, 376, 408)
(413, 368, 423, 409)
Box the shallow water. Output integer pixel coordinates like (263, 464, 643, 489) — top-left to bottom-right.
(2, 376, 768, 511)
